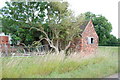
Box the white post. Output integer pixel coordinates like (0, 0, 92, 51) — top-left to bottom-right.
(8, 34, 12, 44)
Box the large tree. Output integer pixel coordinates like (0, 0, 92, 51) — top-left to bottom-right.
(0, 1, 49, 45)
(0, 1, 85, 54)
(30, 2, 85, 54)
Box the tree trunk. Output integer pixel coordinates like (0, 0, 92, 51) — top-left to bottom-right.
(63, 41, 72, 56)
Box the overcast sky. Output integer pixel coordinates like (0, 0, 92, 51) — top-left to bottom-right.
(0, 0, 119, 38)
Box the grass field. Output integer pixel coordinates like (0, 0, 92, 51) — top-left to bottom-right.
(1, 46, 118, 78)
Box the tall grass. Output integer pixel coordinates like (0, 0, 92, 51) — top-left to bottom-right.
(1, 46, 118, 78)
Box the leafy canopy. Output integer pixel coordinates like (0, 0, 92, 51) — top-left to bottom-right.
(0, 1, 85, 53)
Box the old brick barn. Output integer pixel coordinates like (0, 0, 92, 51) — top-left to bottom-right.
(71, 20, 99, 53)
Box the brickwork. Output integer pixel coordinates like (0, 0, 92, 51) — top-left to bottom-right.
(71, 20, 98, 54)
(80, 20, 98, 53)
(0, 36, 10, 52)
(0, 36, 9, 44)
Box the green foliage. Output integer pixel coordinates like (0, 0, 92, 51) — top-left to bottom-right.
(28, 1, 85, 53)
(118, 38, 120, 46)
(0, 1, 84, 48)
(106, 34, 118, 46)
(0, 1, 49, 45)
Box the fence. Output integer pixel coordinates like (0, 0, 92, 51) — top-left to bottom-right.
(0, 44, 50, 57)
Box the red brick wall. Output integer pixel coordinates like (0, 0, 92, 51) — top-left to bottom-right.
(81, 20, 98, 53)
(0, 36, 10, 49)
(0, 36, 9, 44)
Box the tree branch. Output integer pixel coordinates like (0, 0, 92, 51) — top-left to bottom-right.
(30, 27, 49, 39)
(64, 41, 72, 51)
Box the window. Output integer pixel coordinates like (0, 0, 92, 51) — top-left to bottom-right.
(88, 37, 94, 44)
(91, 38, 93, 44)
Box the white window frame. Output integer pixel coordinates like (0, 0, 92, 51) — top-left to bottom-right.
(87, 37, 94, 44)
